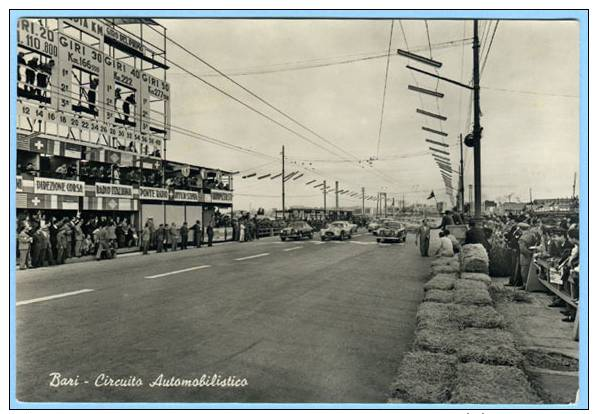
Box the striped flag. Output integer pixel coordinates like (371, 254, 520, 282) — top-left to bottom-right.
(16, 193, 79, 210)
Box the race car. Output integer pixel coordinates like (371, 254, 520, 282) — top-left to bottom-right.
(376, 221, 407, 243)
(320, 221, 353, 241)
(370, 218, 393, 235)
(279, 221, 314, 241)
(335, 220, 358, 234)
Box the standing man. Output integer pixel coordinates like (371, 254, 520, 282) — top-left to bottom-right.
(433, 210, 455, 232)
(56, 223, 68, 265)
(169, 223, 179, 251)
(146, 217, 156, 249)
(64, 220, 73, 260)
(415, 218, 431, 257)
(164, 224, 171, 252)
(190, 220, 202, 248)
(207, 220, 214, 247)
(73, 219, 84, 258)
(517, 222, 541, 290)
(30, 226, 44, 268)
(95, 223, 110, 261)
(141, 222, 151, 255)
(18, 224, 33, 270)
(156, 224, 165, 253)
(463, 220, 491, 252)
(180, 222, 189, 250)
(106, 220, 117, 258)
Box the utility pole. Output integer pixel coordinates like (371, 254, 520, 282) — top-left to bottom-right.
(572, 172, 577, 198)
(281, 145, 285, 220)
(459, 133, 465, 214)
(384, 193, 388, 217)
(323, 180, 327, 216)
(529, 188, 533, 204)
(472, 19, 482, 221)
(362, 187, 365, 215)
(335, 181, 339, 211)
(468, 184, 473, 207)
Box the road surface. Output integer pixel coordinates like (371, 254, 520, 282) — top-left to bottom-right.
(16, 231, 434, 403)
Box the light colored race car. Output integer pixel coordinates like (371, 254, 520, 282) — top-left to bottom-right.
(280, 221, 314, 241)
(320, 221, 353, 241)
(367, 221, 381, 233)
(376, 221, 407, 243)
(335, 220, 358, 234)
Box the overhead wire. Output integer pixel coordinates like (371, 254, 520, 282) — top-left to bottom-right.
(375, 20, 395, 159)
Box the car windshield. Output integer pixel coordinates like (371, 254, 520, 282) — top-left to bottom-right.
(385, 221, 403, 229)
(290, 222, 306, 229)
(330, 222, 345, 228)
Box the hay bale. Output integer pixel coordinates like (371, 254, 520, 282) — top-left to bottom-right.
(423, 289, 454, 304)
(461, 272, 492, 285)
(450, 362, 541, 403)
(416, 302, 455, 330)
(449, 304, 505, 329)
(488, 283, 533, 303)
(453, 287, 493, 306)
(462, 243, 489, 260)
(431, 263, 461, 274)
(391, 351, 457, 403)
(454, 279, 489, 291)
(413, 328, 459, 354)
(432, 256, 460, 268)
(435, 272, 459, 280)
(461, 243, 490, 274)
(424, 275, 456, 291)
(456, 328, 524, 366)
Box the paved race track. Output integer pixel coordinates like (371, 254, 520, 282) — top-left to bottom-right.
(16, 231, 433, 403)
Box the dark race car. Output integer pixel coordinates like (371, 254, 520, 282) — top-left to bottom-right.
(376, 220, 407, 243)
(279, 221, 314, 241)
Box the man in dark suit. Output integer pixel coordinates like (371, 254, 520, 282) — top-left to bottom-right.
(463, 220, 491, 251)
(190, 220, 202, 248)
(433, 210, 455, 232)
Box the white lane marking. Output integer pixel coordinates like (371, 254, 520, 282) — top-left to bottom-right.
(350, 241, 377, 245)
(234, 253, 270, 261)
(17, 289, 95, 306)
(145, 265, 212, 279)
(283, 246, 303, 252)
(310, 241, 325, 245)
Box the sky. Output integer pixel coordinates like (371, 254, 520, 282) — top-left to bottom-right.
(156, 18, 580, 211)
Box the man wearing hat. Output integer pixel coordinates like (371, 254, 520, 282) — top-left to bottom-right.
(433, 210, 455, 232)
(73, 219, 84, 258)
(18, 223, 33, 270)
(517, 222, 539, 289)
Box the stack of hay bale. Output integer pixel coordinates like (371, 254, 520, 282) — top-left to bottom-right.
(390, 244, 541, 404)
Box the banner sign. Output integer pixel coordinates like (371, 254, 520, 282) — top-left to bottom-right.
(139, 186, 169, 201)
(34, 177, 85, 196)
(172, 189, 200, 202)
(210, 189, 233, 204)
(95, 183, 133, 199)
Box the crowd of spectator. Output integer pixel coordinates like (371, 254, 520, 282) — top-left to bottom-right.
(417, 210, 580, 325)
(16, 214, 140, 269)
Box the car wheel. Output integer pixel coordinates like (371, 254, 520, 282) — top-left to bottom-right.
(340, 232, 345, 241)
(308, 233, 313, 239)
(377, 238, 381, 243)
(280, 236, 286, 241)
